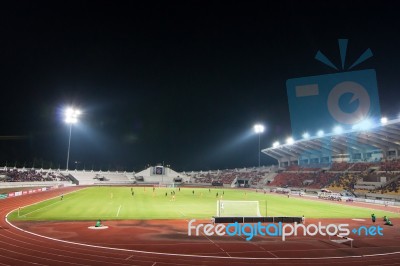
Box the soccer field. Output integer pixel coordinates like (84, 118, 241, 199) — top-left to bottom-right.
(8, 187, 400, 221)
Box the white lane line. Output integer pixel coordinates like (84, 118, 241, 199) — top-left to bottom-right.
(201, 233, 231, 257)
(6, 210, 400, 261)
(125, 255, 134, 260)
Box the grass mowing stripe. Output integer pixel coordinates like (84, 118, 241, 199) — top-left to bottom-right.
(21, 199, 62, 217)
(18, 188, 84, 217)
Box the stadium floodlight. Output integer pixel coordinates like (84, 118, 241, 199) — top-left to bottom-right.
(254, 124, 265, 134)
(317, 130, 324, 137)
(272, 141, 280, 148)
(352, 119, 372, 131)
(64, 107, 81, 171)
(302, 132, 310, 139)
(253, 124, 265, 168)
(333, 126, 343, 134)
(286, 137, 294, 145)
(381, 117, 388, 125)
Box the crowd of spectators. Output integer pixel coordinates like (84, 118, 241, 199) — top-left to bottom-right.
(286, 165, 321, 171)
(189, 168, 270, 186)
(328, 172, 362, 191)
(380, 159, 400, 172)
(351, 162, 379, 171)
(330, 162, 351, 171)
(383, 179, 399, 193)
(328, 159, 400, 172)
(188, 161, 400, 194)
(0, 169, 69, 182)
(268, 172, 337, 189)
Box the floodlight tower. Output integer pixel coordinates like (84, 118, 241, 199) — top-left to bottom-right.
(64, 107, 81, 171)
(253, 124, 265, 168)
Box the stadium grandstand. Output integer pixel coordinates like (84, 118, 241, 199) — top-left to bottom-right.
(262, 117, 400, 167)
(259, 117, 400, 202)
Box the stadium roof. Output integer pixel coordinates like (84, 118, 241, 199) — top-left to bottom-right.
(262, 118, 400, 163)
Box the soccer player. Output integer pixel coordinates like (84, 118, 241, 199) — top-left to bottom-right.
(61, 194, 64, 200)
(371, 213, 376, 223)
(192, 190, 194, 195)
(95, 219, 102, 227)
(385, 218, 393, 226)
(302, 215, 305, 224)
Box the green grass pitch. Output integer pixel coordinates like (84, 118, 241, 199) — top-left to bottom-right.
(8, 187, 400, 221)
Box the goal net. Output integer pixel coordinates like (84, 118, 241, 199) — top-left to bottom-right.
(216, 200, 261, 217)
(158, 182, 175, 188)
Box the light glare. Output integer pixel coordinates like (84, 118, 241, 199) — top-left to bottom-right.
(64, 107, 81, 124)
(286, 137, 294, 145)
(302, 132, 310, 139)
(254, 124, 265, 133)
(352, 119, 372, 131)
(333, 126, 343, 134)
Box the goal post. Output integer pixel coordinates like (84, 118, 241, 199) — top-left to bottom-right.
(216, 200, 261, 217)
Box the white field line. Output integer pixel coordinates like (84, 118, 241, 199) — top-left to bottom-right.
(21, 198, 65, 217)
(15, 187, 88, 217)
(116, 205, 122, 217)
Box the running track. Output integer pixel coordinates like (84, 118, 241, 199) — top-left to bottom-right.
(1, 186, 400, 266)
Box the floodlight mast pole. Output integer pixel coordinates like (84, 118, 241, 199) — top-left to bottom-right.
(258, 133, 261, 168)
(66, 124, 72, 171)
(254, 124, 265, 168)
(64, 107, 81, 171)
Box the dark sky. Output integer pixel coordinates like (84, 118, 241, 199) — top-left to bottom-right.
(0, 0, 400, 171)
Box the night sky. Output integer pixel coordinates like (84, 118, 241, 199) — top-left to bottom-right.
(1, 1, 400, 172)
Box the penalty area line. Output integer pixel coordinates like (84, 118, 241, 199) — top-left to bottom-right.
(116, 205, 122, 217)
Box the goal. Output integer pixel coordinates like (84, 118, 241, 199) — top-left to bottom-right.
(216, 200, 261, 217)
(158, 182, 176, 188)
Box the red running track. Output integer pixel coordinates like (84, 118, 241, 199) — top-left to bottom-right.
(1, 186, 400, 266)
